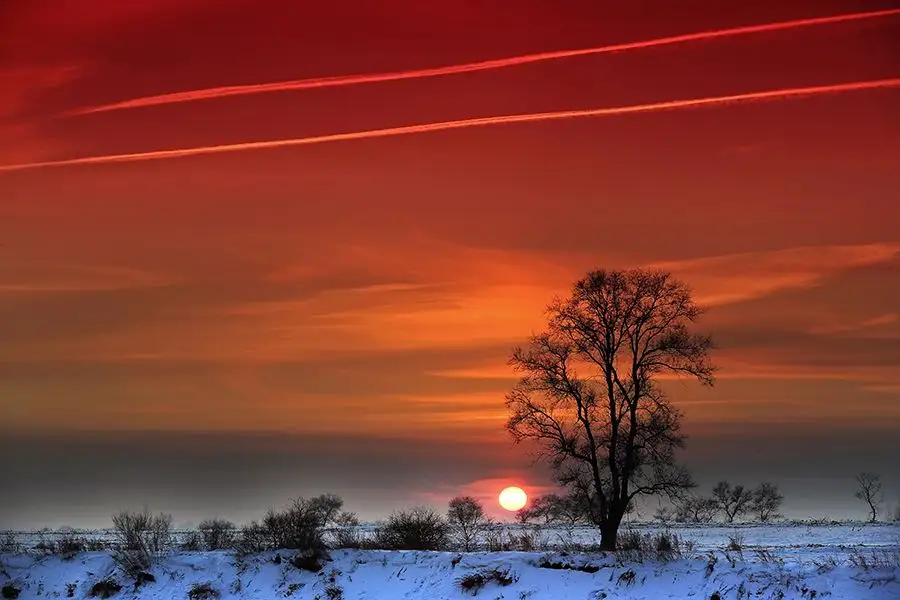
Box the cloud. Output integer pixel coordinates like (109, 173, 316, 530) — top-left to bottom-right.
(808, 313, 898, 335)
(653, 243, 900, 305)
(0, 263, 177, 293)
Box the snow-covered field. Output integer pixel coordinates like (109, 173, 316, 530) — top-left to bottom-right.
(2, 524, 898, 599)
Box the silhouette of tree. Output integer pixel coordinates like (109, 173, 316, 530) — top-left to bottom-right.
(712, 481, 754, 523)
(854, 472, 882, 523)
(447, 496, 490, 551)
(506, 269, 715, 550)
(750, 483, 784, 523)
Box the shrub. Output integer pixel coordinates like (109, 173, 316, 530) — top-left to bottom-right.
(198, 518, 236, 550)
(236, 521, 268, 555)
(262, 495, 343, 551)
(457, 568, 516, 595)
(290, 548, 330, 572)
(181, 531, 202, 551)
(57, 529, 88, 557)
(1, 584, 20, 600)
(847, 548, 900, 570)
(374, 507, 449, 550)
(111, 509, 173, 577)
(134, 572, 156, 590)
(447, 496, 490, 552)
(616, 529, 685, 561)
(537, 557, 600, 573)
(0, 531, 20, 554)
(726, 532, 744, 553)
(188, 582, 220, 600)
(331, 512, 363, 549)
(89, 579, 122, 599)
(324, 583, 343, 600)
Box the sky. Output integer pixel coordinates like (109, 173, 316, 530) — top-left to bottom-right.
(1, 0, 899, 529)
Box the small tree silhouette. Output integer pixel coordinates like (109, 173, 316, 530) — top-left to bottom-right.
(447, 496, 490, 551)
(750, 483, 784, 523)
(711, 481, 753, 523)
(854, 472, 882, 523)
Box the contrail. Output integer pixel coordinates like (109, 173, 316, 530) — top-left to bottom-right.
(4, 78, 898, 173)
(65, 8, 900, 116)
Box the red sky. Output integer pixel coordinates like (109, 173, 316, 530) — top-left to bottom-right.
(1, 0, 899, 526)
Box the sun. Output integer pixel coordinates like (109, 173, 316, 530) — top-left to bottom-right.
(498, 486, 528, 511)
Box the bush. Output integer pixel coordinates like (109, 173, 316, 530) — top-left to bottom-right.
(111, 509, 173, 577)
(457, 568, 516, 595)
(616, 529, 685, 561)
(289, 548, 330, 572)
(89, 579, 122, 599)
(198, 518, 236, 550)
(374, 506, 449, 550)
(331, 512, 363, 549)
(1, 584, 20, 600)
(324, 583, 343, 600)
(188, 582, 220, 600)
(726, 531, 744, 552)
(0, 531, 21, 554)
(57, 529, 88, 557)
(236, 521, 268, 555)
(262, 495, 343, 551)
(181, 531, 202, 551)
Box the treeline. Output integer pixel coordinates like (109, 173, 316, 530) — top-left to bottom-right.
(513, 481, 785, 527)
(10, 495, 512, 577)
(655, 481, 785, 525)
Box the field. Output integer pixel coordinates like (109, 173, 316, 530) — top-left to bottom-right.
(2, 523, 899, 599)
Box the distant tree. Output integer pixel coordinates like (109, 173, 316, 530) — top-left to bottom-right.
(892, 501, 900, 523)
(516, 493, 590, 526)
(750, 483, 784, 523)
(854, 472, 882, 523)
(712, 481, 753, 523)
(672, 494, 719, 524)
(447, 496, 491, 551)
(506, 269, 715, 550)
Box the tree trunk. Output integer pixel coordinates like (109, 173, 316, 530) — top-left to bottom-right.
(599, 503, 627, 551)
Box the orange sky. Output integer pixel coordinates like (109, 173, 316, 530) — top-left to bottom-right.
(1, 0, 899, 526)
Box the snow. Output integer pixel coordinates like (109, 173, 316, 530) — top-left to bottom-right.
(3, 525, 899, 600)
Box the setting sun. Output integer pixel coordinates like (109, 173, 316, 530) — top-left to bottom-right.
(498, 486, 528, 511)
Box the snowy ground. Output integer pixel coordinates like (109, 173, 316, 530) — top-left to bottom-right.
(2, 524, 899, 599)
(2, 546, 899, 600)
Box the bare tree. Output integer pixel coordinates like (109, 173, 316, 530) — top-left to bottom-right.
(447, 496, 491, 551)
(712, 481, 754, 523)
(750, 483, 784, 523)
(516, 493, 590, 527)
(671, 494, 719, 523)
(506, 269, 715, 550)
(854, 472, 882, 523)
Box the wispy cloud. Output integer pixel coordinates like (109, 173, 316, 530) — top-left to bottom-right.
(2, 78, 899, 173)
(653, 243, 900, 306)
(809, 313, 898, 335)
(64, 8, 900, 116)
(0, 263, 178, 293)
